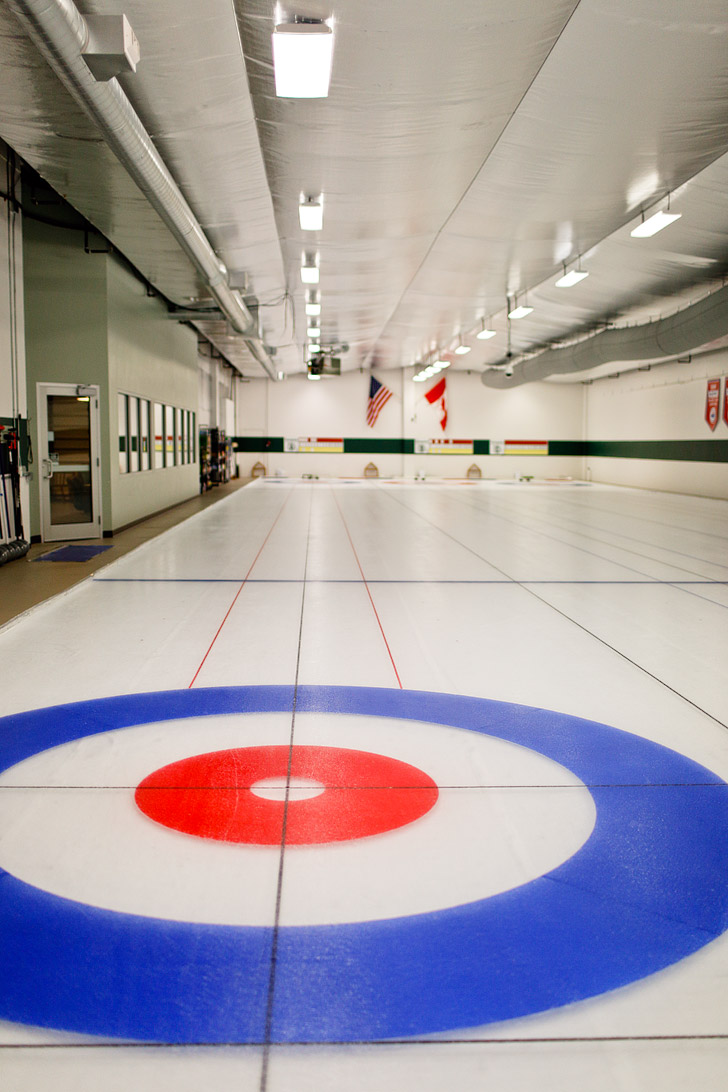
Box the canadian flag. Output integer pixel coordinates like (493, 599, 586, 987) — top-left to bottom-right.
(424, 376, 448, 431)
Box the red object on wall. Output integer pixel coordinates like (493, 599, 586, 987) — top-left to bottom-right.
(706, 377, 720, 431)
(425, 376, 448, 431)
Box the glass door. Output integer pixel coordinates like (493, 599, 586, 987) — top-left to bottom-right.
(37, 383, 102, 541)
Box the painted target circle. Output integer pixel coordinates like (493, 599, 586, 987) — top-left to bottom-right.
(135, 745, 439, 845)
(1, 684, 728, 1044)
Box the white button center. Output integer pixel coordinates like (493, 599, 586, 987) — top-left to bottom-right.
(250, 776, 326, 800)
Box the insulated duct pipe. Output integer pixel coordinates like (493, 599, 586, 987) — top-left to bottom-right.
(482, 282, 728, 388)
(7, 0, 278, 380)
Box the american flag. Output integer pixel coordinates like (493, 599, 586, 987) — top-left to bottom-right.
(366, 375, 393, 427)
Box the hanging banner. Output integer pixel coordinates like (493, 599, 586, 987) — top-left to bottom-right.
(284, 437, 344, 453)
(706, 378, 720, 431)
(724, 378, 728, 427)
(414, 439, 473, 455)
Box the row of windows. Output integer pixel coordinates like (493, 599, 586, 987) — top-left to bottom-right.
(118, 394, 196, 474)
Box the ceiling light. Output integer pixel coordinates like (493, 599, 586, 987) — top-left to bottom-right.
(508, 305, 533, 319)
(301, 264, 319, 284)
(299, 197, 323, 231)
(272, 21, 334, 98)
(476, 323, 496, 340)
(308, 343, 320, 353)
(436, 359, 451, 368)
(305, 301, 321, 316)
(630, 210, 681, 238)
(307, 325, 320, 337)
(454, 339, 471, 355)
(555, 269, 589, 288)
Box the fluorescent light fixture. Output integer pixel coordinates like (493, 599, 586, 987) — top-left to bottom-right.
(630, 210, 681, 238)
(508, 305, 533, 319)
(299, 198, 323, 231)
(454, 343, 471, 355)
(301, 264, 319, 284)
(305, 302, 321, 316)
(555, 269, 589, 288)
(476, 325, 496, 340)
(436, 359, 451, 368)
(272, 21, 334, 98)
(308, 343, 320, 353)
(307, 325, 320, 337)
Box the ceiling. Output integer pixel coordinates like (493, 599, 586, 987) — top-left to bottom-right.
(1, 0, 728, 382)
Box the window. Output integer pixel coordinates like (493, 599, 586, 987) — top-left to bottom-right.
(179, 410, 187, 465)
(165, 406, 175, 465)
(141, 400, 152, 471)
(118, 393, 129, 474)
(129, 396, 140, 472)
(121, 395, 196, 473)
(154, 403, 164, 468)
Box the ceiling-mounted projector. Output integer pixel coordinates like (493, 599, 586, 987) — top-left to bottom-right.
(308, 353, 341, 377)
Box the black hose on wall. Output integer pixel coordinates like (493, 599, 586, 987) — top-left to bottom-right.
(0, 427, 29, 566)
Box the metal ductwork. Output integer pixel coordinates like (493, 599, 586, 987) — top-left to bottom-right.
(6, 0, 278, 380)
(481, 283, 728, 388)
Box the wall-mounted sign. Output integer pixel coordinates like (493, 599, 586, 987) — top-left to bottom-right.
(490, 440, 549, 456)
(284, 437, 344, 453)
(414, 439, 473, 455)
(706, 378, 721, 431)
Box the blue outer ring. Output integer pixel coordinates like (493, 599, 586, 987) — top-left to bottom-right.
(1, 685, 728, 1043)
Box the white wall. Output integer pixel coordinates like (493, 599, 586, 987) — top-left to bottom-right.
(107, 260, 199, 529)
(405, 371, 583, 479)
(586, 353, 728, 500)
(235, 369, 585, 480)
(24, 216, 200, 535)
(198, 348, 237, 433)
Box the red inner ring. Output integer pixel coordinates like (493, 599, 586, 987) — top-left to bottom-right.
(135, 745, 439, 845)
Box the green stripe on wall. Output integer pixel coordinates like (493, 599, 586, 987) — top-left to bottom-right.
(547, 441, 589, 456)
(585, 440, 728, 462)
(231, 437, 728, 463)
(344, 438, 414, 454)
(232, 437, 285, 453)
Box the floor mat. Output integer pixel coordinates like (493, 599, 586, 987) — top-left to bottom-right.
(34, 544, 113, 563)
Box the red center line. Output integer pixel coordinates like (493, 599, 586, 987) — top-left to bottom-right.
(331, 488, 403, 689)
(188, 492, 293, 688)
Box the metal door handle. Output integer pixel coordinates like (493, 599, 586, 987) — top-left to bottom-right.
(42, 458, 54, 480)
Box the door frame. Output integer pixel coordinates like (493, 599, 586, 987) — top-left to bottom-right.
(37, 382, 103, 542)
